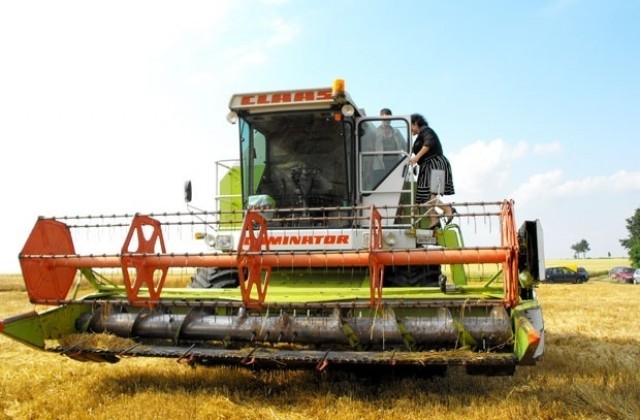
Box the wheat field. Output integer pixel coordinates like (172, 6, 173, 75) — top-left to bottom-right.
(1, 259, 638, 420)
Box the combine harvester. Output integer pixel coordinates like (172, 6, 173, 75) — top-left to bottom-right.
(1, 80, 545, 375)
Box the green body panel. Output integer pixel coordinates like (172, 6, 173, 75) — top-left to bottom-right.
(512, 301, 542, 362)
(94, 285, 505, 304)
(1, 304, 91, 349)
(436, 226, 467, 285)
(513, 317, 534, 361)
(95, 267, 505, 304)
(218, 163, 266, 228)
(219, 165, 243, 227)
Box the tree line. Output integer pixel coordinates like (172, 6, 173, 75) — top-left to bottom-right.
(570, 208, 640, 267)
(620, 208, 640, 266)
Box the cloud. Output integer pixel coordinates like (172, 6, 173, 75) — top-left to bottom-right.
(450, 138, 529, 199)
(511, 168, 640, 206)
(215, 12, 301, 81)
(266, 17, 301, 47)
(0, 2, 233, 62)
(227, 47, 270, 67)
(448, 136, 635, 259)
(512, 169, 564, 203)
(450, 137, 640, 209)
(261, 0, 291, 4)
(554, 170, 640, 195)
(533, 141, 562, 155)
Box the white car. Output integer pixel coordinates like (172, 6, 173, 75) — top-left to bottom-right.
(634, 268, 640, 285)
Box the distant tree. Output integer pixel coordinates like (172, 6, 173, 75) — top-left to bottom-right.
(629, 243, 640, 268)
(570, 239, 590, 259)
(620, 208, 640, 267)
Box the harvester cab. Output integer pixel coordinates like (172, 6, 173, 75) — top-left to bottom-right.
(2, 79, 545, 376)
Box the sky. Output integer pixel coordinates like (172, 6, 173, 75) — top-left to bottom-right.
(0, 0, 638, 273)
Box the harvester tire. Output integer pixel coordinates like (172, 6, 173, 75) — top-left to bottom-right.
(189, 268, 239, 289)
(383, 265, 442, 287)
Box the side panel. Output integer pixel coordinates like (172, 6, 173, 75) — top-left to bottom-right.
(219, 165, 243, 228)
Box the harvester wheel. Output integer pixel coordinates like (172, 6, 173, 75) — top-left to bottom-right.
(383, 265, 441, 287)
(189, 268, 239, 289)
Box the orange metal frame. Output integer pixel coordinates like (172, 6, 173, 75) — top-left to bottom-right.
(120, 215, 168, 304)
(18, 202, 520, 308)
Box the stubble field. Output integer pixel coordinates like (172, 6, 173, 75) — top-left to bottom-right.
(1, 259, 638, 419)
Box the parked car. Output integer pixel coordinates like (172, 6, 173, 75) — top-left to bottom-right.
(633, 268, 640, 285)
(577, 267, 590, 281)
(544, 266, 588, 284)
(608, 266, 636, 283)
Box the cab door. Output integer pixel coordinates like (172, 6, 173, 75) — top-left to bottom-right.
(356, 115, 413, 225)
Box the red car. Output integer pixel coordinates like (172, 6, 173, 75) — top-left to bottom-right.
(609, 266, 636, 283)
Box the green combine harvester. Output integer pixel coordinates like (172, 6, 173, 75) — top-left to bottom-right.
(1, 80, 545, 375)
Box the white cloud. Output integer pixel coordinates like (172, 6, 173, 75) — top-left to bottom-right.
(229, 47, 270, 66)
(222, 47, 269, 82)
(450, 138, 529, 199)
(0, 2, 233, 62)
(512, 169, 564, 203)
(219, 16, 300, 81)
(189, 71, 216, 88)
(450, 137, 640, 223)
(508, 166, 640, 212)
(0, 1, 300, 272)
(533, 142, 562, 155)
(266, 17, 301, 47)
(554, 170, 640, 195)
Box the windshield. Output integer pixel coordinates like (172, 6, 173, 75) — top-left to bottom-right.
(239, 111, 352, 210)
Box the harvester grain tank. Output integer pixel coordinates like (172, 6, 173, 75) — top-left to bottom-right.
(1, 79, 545, 375)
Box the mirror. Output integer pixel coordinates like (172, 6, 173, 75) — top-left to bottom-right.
(184, 180, 192, 203)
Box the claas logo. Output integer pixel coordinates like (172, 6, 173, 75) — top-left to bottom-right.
(240, 89, 333, 106)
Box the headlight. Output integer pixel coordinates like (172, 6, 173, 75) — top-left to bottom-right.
(203, 234, 234, 250)
(383, 232, 397, 246)
(203, 234, 217, 248)
(341, 104, 355, 117)
(215, 234, 234, 250)
(362, 232, 397, 248)
(226, 111, 238, 124)
(362, 233, 370, 248)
